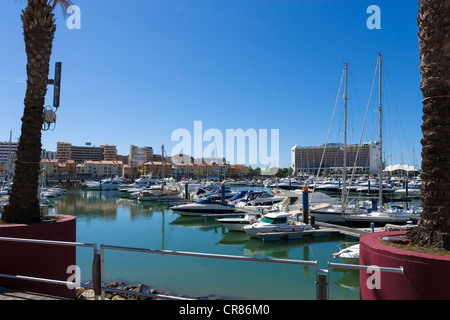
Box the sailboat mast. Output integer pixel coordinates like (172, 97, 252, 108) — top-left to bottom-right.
(343, 62, 349, 206)
(162, 144, 165, 182)
(378, 53, 383, 207)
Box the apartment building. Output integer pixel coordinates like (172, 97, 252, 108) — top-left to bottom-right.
(142, 161, 172, 177)
(41, 159, 59, 176)
(129, 145, 154, 167)
(77, 160, 123, 178)
(101, 145, 118, 161)
(57, 142, 118, 164)
(56, 142, 72, 162)
(0, 141, 18, 164)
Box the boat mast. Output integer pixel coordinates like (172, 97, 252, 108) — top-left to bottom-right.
(342, 62, 349, 207)
(378, 53, 383, 208)
(162, 144, 165, 186)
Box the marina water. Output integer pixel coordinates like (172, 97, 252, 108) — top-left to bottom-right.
(50, 188, 359, 300)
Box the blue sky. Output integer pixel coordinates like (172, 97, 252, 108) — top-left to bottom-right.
(0, 0, 423, 169)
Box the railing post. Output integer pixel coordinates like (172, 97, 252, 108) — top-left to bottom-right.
(100, 245, 105, 300)
(316, 273, 328, 300)
(91, 243, 103, 300)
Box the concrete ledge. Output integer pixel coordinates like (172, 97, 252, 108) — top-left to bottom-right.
(359, 231, 450, 300)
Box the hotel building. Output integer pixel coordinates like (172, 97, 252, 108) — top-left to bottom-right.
(291, 141, 381, 176)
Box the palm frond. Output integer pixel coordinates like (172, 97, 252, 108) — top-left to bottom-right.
(16, 0, 75, 15)
(50, 0, 74, 12)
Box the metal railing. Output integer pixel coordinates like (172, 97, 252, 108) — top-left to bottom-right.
(98, 244, 318, 300)
(0, 236, 99, 298)
(0, 236, 405, 300)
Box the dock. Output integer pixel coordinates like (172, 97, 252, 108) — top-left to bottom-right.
(256, 222, 373, 242)
(314, 222, 372, 239)
(256, 228, 340, 241)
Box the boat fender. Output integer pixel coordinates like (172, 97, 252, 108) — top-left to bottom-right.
(249, 219, 255, 225)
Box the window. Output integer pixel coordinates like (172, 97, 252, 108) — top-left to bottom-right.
(261, 217, 287, 224)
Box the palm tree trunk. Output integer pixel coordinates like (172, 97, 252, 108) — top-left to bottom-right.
(408, 0, 450, 250)
(2, 1, 56, 223)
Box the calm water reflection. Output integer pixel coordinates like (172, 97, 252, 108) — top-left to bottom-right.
(50, 189, 359, 300)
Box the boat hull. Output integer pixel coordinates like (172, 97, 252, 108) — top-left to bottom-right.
(310, 210, 346, 224)
(138, 194, 180, 202)
(172, 205, 238, 216)
(243, 225, 311, 238)
(216, 218, 255, 231)
(344, 216, 419, 228)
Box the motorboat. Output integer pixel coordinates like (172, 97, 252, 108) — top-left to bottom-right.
(191, 185, 219, 200)
(270, 189, 349, 224)
(216, 211, 260, 231)
(235, 190, 285, 209)
(138, 184, 182, 202)
(268, 180, 304, 190)
(227, 190, 250, 203)
(40, 186, 65, 198)
(84, 177, 123, 191)
(394, 188, 421, 197)
(243, 212, 313, 238)
(353, 183, 394, 194)
(314, 181, 342, 193)
(171, 198, 239, 216)
(332, 243, 360, 260)
(119, 174, 158, 193)
(310, 201, 371, 225)
(343, 203, 421, 228)
(202, 188, 236, 201)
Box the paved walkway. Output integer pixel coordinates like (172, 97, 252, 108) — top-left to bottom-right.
(0, 287, 68, 300)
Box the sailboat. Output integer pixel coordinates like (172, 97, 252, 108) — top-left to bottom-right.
(343, 54, 421, 227)
(310, 62, 370, 224)
(138, 145, 182, 202)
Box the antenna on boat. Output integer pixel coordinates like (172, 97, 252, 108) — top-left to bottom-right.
(378, 53, 383, 209)
(342, 62, 349, 209)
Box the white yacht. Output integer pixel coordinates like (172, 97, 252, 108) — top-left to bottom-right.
(394, 188, 421, 197)
(216, 211, 260, 231)
(84, 178, 122, 190)
(138, 184, 181, 202)
(234, 190, 285, 209)
(119, 174, 157, 193)
(243, 212, 313, 238)
(343, 204, 421, 228)
(332, 243, 360, 260)
(171, 198, 239, 216)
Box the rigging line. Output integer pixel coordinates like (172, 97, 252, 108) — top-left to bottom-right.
(345, 59, 379, 201)
(383, 64, 412, 163)
(311, 66, 345, 198)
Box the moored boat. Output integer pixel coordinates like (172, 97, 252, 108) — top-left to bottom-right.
(171, 198, 239, 216)
(243, 212, 313, 238)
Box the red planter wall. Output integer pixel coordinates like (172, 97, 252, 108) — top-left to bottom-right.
(0, 215, 76, 299)
(359, 231, 450, 300)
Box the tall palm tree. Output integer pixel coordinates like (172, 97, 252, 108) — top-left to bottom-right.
(408, 0, 450, 250)
(2, 0, 72, 224)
